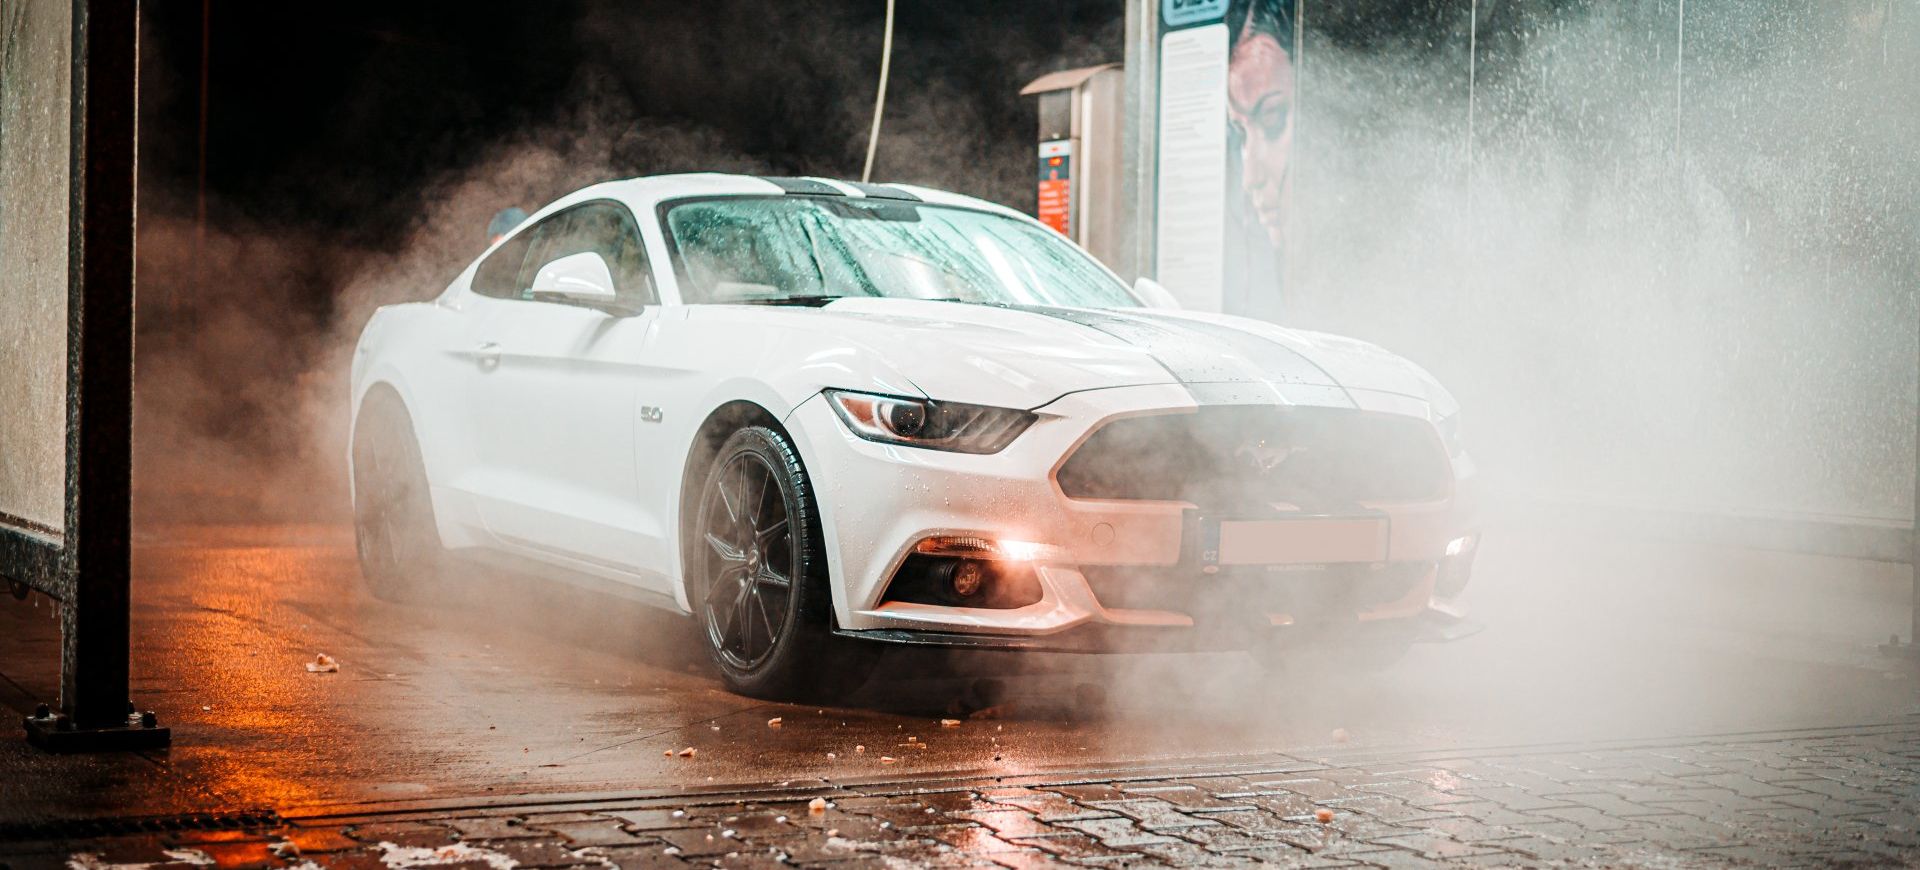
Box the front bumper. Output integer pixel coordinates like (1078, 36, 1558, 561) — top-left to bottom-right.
(784, 383, 1479, 652)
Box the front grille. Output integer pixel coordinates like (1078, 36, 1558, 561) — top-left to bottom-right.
(1056, 406, 1449, 510)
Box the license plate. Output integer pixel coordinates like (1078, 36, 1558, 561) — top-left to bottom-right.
(1208, 517, 1388, 566)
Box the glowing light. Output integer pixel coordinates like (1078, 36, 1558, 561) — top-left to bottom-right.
(913, 535, 1057, 562)
(1445, 535, 1475, 557)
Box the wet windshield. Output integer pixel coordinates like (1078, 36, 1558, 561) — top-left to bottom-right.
(663, 196, 1138, 308)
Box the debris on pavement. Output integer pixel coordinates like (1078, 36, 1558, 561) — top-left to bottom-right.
(767, 717, 782, 729)
(1316, 808, 1335, 823)
(1331, 727, 1350, 743)
(677, 746, 697, 758)
(940, 718, 961, 727)
(880, 756, 898, 764)
(808, 797, 828, 815)
(854, 744, 865, 753)
(306, 653, 339, 673)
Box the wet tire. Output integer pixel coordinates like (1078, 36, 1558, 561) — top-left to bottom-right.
(351, 392, 443, 603)
(693, 426, 868, 700)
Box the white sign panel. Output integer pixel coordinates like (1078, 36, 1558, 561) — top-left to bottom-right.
(1153, 23, 1228, 311)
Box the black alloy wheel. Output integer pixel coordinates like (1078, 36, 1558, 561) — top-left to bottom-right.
(694, 426, 866, 699)
(351, 393, 441, 602)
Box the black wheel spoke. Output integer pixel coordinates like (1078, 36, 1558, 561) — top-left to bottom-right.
(756, 566, 791, 590)
(706, 532, 747, 563)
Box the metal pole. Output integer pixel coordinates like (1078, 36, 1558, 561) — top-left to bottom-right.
(860, 0, 894, 183)
(24, 0, 166, 751)
(63, 0, 139, 732)
(1674, 0, 1686, 160)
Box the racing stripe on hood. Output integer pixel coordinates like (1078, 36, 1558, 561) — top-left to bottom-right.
(1016, 306, 1358, 408)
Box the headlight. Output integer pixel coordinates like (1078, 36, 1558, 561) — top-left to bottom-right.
(825, 390, 1036, 454)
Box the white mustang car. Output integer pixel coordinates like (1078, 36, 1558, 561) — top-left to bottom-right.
(350, 173, 1478, 698)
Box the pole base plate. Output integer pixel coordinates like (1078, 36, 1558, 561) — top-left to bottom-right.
(23, 710, 171, 753)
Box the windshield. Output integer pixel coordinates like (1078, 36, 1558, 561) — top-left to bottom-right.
(663, 196, 1138, 308)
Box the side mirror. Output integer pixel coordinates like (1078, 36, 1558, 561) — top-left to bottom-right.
(530, 251, 624, 311)
(1132, 276, 1182, 310)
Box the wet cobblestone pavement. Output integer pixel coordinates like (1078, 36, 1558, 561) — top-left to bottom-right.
(5, 720, 1917, 868)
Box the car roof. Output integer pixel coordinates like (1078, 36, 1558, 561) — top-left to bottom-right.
(536, 173, 1029, 223)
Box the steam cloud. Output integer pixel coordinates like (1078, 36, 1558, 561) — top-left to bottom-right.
(125, 1, 1919, 742)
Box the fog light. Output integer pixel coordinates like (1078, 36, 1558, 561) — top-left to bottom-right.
(914, 535, 1058, 562)
(949, 560, 988, 598)
(1445, 534, 1476, 557)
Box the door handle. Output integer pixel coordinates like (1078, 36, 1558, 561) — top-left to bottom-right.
(475, 341, 501, 372)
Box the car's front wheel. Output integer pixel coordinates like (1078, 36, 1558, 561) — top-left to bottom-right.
(693, 426, 866, 700)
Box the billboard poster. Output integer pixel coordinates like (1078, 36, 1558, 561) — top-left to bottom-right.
(1154, 0, 1294, 321)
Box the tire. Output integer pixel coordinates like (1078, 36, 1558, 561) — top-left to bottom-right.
(351, 393, 443, 602)
(692, 426, 869, 700)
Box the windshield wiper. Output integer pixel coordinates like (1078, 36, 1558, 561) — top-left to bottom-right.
(740, 295, 848, 307)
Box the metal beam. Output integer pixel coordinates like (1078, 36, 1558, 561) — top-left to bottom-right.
(19, 0, 166, 752)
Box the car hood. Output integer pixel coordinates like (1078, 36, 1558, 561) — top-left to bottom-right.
(692, 299, 1456, 418)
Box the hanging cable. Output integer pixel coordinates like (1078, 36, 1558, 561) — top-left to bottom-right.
(861, 0, 895, 183)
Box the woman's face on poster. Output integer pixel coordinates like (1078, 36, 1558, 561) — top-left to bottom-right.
(1228, 30, 1295, 247)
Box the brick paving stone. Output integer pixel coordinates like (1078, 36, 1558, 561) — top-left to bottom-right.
(1353, 781, 1475, 807)
(654, 828, 751, 858)
(529, 819, 656, 847)
(1538, 790, 1669, 818)
(1206, 809, 1310, 834)
(1368, 831, 1512, 860)
(1408, 816, 1526, 844)
(574, 843, 696, 868)
(1170, 822, 1295, 853)
(1530, 804, 1640, 832)
(1132, 839, 1289, 867)
(1253, 777, 1352, 801)
(985, 792, 1118, 823)
(437, 816, 549, 841)
(1119, 783, 1258, 813)
(979, 851, 1087, 870)
(605, 808, 707, 831)
(711, 849, 790, 870)
(1320, 796, 1455, 826)
(1004, 832, 1136, 862)
(343, 822, 463, 848)
(928, 826, 1030, 854)
(272, 827, 363, 854)
(1242, 792, 1324, 819)
(954, 809, 1065, 840)
(1443, 787, 1575, 814)
(1045, 784, 1135, 803)
(1083, 799, 1222, 832)
(1052, 816, 1180, 848)
(471, 838, 593, 868)
(298, 852, 393, 870)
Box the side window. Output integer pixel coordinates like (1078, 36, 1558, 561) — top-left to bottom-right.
(517, 202, 657, 306)
(472, 231, 533, 299)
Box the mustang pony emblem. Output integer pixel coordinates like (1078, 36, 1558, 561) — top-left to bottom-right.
(1237, 438, 1302, 473)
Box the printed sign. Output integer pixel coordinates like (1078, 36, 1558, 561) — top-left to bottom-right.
(1152, 0, 1297, 322)
(1036, 140, 1073, 236)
